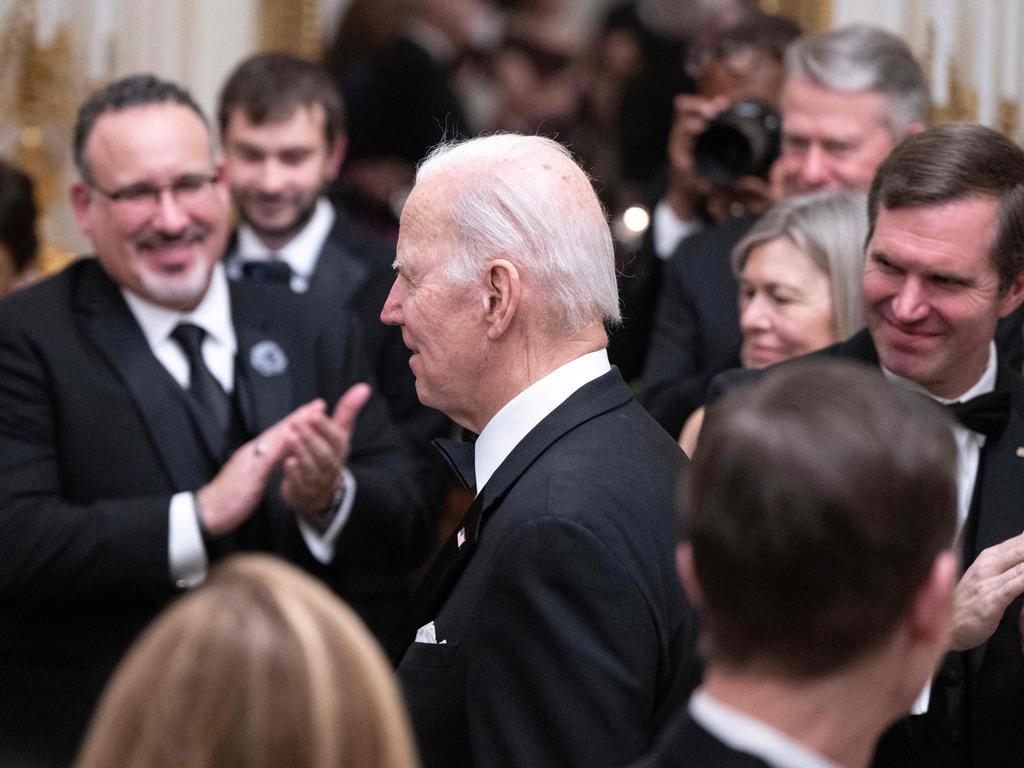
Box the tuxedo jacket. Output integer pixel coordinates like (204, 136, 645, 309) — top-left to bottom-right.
(631, 711, 773, 768)
(0, 259, 431, 767)
(393, 369, 700, 768)
(710, 329, 1024, 768)
(640, 216, 753, 437)
(228, 206, 450, 449)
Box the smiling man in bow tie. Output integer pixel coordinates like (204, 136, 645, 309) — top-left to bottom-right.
(710, 122, 1024, 768)
(0, 74, 430, 768)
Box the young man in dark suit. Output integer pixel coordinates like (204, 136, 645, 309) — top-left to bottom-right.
(636, 360, 958, 768)
(381, 134, 699, 767)
(0, 75, 430, 768)
(218, 52, 448, 451)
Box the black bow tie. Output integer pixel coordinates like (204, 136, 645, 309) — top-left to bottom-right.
(946, 390, 1011, 438)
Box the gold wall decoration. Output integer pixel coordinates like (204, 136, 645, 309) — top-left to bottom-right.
(930, 64, 977, 125)
(759, 0, 832, 34)
(259, 0, 321, 59)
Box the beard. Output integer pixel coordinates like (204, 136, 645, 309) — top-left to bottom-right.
(236, 188, 320, 244)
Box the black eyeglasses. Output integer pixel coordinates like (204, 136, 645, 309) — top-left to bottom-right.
(88, 173, 219, 216)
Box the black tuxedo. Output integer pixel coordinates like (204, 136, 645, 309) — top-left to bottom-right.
(631, 711, 773, 768)
(640, 216, 753, 436)
(392, 369, 700, 768)
(0, 259, 431, 767)
(228, 206, 450, 449)
(709, 330, 1024, 768)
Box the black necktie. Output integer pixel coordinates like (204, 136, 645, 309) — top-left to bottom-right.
(946, 390, 1011, 438)
(241, 259, 292, 286)
(171, 323, 232, 436)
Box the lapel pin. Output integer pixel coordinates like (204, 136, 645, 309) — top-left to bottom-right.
(1016, 447, 1024, 458)
(457, 528, 466, 548)
(250, 340, 288, 377)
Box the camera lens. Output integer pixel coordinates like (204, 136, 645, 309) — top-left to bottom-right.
(693, 100, 782, 187)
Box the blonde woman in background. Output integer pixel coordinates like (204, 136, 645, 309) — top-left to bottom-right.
(75, 554, 419, 768)
(680, 191, 868, 455)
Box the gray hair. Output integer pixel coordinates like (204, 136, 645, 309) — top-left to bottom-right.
(416, 134, 620, 332)
(732, 191, 868, 340)
(785, 25, 930, 138)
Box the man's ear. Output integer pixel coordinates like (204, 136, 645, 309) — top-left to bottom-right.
(906, 549, 956, 648)
(70, 182, 93, 235)
(998, 269, 1024, 318)
(326, 133, 348, 181)
(676, 542, 704, 609)
(483, 259, 521, 340)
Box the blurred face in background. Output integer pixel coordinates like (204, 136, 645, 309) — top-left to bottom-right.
(776, 77, 897, 196)
(738, 235, 834, 368)
(223, 105, 343, 249)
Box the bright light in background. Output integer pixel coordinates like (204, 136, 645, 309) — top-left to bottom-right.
(622, 205, 650, 234)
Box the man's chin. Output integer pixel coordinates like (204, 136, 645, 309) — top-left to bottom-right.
(137, 261, 212, 310)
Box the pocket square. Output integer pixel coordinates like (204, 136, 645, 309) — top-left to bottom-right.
(415, 621, 438, 644)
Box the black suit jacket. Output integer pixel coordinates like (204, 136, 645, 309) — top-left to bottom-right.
(640, 217, 753, 436)
(631, 711, 773, 768)
(709, 330, 1024, 768)
(392, 369, 700, 768)
(0, 259, 431, 767)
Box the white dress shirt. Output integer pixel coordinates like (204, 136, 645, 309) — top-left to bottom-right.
(882, 343, 997, 714)
(122, 264, 352, 588)
(227, 198, 335, 293)
(652, 199, 704, 260)
(690, 689, 840, 768)
(473, 350, 611, 494)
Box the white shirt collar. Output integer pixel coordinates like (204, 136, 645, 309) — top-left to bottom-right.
(234, 198, 335, 291)
(881, 342, 997, 404)
(473, 350, 611, 493)
(121, 263, 236, 355)
(690, 690, 841, 768)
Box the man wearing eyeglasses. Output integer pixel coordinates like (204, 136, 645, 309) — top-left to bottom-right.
(0, 75, 430, 768)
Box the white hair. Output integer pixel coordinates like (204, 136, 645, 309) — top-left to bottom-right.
(785, 25, 930, 138)
(416, 134, 620, 333)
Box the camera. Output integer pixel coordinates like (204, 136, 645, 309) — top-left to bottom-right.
(693, 100, 782, 187)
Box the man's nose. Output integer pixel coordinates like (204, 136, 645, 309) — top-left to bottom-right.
(257, 160, 287, 193)
(890, 278, 929, 323)
(152, 188, 190, 232)
(798, 145, 830, 189)
(380, 280, 402, 325)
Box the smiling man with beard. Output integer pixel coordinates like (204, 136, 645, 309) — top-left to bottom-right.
(0, 75, 431, 768)
(218, 53, 446, 457)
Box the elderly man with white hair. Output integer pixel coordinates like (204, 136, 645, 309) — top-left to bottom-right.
(383, 134, 698, 768)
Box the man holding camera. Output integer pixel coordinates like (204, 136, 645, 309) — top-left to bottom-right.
(639, 25, 928, 437)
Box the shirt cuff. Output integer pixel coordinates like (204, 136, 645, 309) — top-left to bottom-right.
(297, 468, 356, 564)
(169, 492, 209, 588)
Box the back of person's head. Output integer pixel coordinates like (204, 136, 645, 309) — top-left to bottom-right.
(74, 74, 209, 183)
(218, 52, 345, 146)
(415, 133, 619, 333)
(868, 121, 1024, 295)
(732, 190, 868, 339)
(0, 160, 39, 274)
(75, 554, 419, 768)
(785, 25, 929, 138)
(683, 360, 956, 677)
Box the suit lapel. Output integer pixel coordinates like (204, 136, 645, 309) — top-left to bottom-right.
(967, 362, 1024, 557)
(230, 281, 294, 435)
(389, 369, 634, 664)
(307, 223, 370, 309)
(75, 261, 214, 490)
